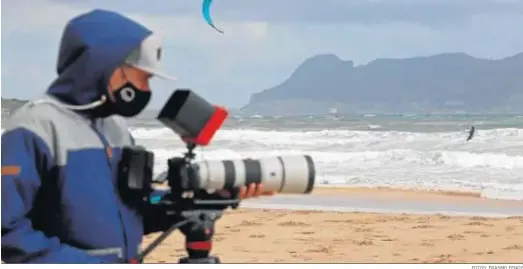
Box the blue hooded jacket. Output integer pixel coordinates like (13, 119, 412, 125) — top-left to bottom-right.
(1, 9, 172, 263)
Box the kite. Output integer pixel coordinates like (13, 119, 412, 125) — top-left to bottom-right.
(202, 0, 224, 34)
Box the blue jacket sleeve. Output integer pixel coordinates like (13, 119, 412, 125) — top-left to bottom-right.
(1, 128, 103, 263)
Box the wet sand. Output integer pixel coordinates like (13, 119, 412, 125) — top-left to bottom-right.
(143, 187, 523, 263)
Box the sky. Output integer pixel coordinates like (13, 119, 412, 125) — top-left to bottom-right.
(2, 0, 523, 108)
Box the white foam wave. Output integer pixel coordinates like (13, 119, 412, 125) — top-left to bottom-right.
(130, 127, 523, 154)
(131, 126, 523, 200)
(480, 183, 523, 201)
(131, 127, 523, 141)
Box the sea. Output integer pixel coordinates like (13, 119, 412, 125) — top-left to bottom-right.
(2, 113, 523, 201)
(127, 114, 523, 201)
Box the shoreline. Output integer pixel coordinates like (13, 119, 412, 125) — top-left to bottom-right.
(242, 186, 523, 218)
(314, 186, 482, 197)
(312, 186, 522, 204)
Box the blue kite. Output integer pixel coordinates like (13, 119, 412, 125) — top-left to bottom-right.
(202, 0, 224, 34)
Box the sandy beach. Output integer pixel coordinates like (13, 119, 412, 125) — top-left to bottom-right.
(143, 187, 523, 263)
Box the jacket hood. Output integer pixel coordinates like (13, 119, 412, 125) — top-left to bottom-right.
(47, 9, 152, 108)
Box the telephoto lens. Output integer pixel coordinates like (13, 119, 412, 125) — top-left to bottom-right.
(190, 155, 316, 194)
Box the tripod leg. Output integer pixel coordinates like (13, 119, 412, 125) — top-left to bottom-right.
(178, 212, 221, 264)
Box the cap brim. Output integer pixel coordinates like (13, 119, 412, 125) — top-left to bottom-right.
(133, 64, 177, 82)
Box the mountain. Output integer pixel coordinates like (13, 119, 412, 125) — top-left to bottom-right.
(241, 52, 523, 116)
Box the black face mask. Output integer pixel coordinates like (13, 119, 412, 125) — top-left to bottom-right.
(112, 82, 151, 117)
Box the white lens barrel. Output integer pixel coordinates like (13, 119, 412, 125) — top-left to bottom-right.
(192, 155, 315, 194)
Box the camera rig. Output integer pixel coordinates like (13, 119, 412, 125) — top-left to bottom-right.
(120, 89, 316, 263)
(120, 89, 235, 263)
(136, 143, 240, 264)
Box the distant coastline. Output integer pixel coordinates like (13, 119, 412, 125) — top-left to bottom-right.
(1, 98, 522, 119)
(241, 52, 523, 116)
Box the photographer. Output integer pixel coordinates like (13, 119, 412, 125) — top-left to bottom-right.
(1, 9, 271, 263)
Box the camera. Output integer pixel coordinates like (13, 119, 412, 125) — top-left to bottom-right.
(117, 89, 317, 263)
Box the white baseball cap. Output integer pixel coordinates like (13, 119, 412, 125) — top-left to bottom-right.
(125, 33, 177, 81)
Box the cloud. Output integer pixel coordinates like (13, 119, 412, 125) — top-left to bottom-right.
(1, 0, 269, 46)
(1, 0, 275, 106)
(2, 0, 522, 108)
(211, 0, 523, 26)
(46, 0, 523, 25)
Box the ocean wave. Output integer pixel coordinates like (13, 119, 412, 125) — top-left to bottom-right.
(129, 127, 523, 153)
(130, 126, 522, 201)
